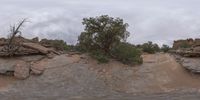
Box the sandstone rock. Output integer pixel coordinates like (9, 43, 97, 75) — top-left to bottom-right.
(47, 52, 56, 59)
(22, 43, 49, 54)
(18, 55, 45, 62)
(193, 46, 200, 52)
(173, 39, 193, 49)
(14, 61, 30, 79)
(0, 58, 19, 75)
(181, 58, 200, 73)
(30, 62, 45, 75)
(0, 38, 7, 46)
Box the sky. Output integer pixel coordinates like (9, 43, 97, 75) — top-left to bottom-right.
(0, 0, 200, 46)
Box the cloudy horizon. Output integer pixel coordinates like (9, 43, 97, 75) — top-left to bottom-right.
(0, 0, 200, 46)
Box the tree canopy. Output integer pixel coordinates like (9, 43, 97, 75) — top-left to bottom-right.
(161, 44, 170, 52)
(78, 15, 130, 54)
(140, 41, 160, 54)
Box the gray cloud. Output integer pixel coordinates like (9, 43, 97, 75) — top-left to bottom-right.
(0, 0, 200, 46)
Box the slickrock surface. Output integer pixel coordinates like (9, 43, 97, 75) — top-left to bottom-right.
(174, 55, 200, 73)
(0, 53, 200, 100)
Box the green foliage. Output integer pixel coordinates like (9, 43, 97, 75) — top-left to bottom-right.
(40, 39, 69, 51)
(141, 41, 160, 54)
(161, 44, 170, 52)
(90, 50, 109, 63)
(78, 15, 130, 54)
(111, 43, 143, 65)
(78, 15, 142, 65)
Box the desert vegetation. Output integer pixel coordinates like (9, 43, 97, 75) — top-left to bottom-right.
(137, 41, 160, 54)
(78, 15, 142, 64)
(161, 44, 170, 53)
(40, 39, 69, 51)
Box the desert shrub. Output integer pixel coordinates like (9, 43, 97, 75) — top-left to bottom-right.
(90, 50, 109, 63)
(111, 43, 143, 65)
(40, 39, 69, 51)
(141, 41, 160, 54)
(161, 44, 170, 52)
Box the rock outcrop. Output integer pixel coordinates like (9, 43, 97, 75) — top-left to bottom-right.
(0, 36, 59, 56)
(172, 38, 200, 73)
(0, 36, 65, 79)
(173, 38, 200, 49)
(175, 55, 200, 73)
(0, 55, 47, 79)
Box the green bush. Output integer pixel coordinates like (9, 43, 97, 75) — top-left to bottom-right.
(141, 41, 160, 54)
(40, 39, 69, 51)
(161, 44, 170, 52)
(90, 50, 109, 63)
(111, 43, 143, 65)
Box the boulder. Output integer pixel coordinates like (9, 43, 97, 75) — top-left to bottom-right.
(180, 57, 200, 73)
(22, 43, 49, 54)
(0, 58, 19, 75)
(14, 61, 30, 79)
(193, 46, 200, 52)
(30, 62, 45, 75)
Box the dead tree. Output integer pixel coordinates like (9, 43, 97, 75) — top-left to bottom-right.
(4, 19, 27, 56)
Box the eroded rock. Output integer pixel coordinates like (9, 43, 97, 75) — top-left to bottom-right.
(30, 62, 45, 75)
(0, 58, 19, 75)
(180, 58, 200, 73)
(14, 61, 30, 79)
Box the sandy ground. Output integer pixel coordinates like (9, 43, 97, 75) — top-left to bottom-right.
(0, 53, 200, 100)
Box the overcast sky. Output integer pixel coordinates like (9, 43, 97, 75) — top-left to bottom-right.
(0, 0, 200, 46)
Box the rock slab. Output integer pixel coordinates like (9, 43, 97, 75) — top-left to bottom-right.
(181, 58, 200, 73)
(14, 61, 30, 79)
(31, 62, 45, 75)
